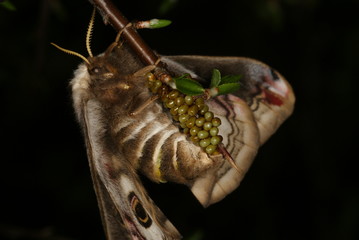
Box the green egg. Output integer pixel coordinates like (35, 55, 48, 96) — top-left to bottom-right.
(205, 144, 217, 154)
(204, 111, 214, 121)
(203, 122, 213, 131)
(191, 135, 200, 143)
(179, 114, 189, 123)
(184, 95, 194, 105)
(168, 90, 179, 99)
(187, 105, 199, 116)
(210, 135, 221, 145)
(190, 126, 200, 136)
(195, 98, 204, 106)
(209, 127, 219, 136)
(175, 96, 185, 106)
(178, 105, 189, 115)
(170, 106, 179, 116)
(197, 130, 209, 139)
(183, 127, 189, 134)
(195, 117, 205, 127)
(212, 117, 222, 127)
(199, 104, 209, 115)
(186, 116, 196, 128)
(166, 99, 175, 108)
(199, 138, 211, 148)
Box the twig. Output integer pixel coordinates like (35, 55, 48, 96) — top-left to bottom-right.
(89, 0, 159, 66)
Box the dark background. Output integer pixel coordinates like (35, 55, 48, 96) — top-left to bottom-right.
(1, 0, 358, 239)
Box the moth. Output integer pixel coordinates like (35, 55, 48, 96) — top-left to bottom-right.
(54, 8, 294, 240)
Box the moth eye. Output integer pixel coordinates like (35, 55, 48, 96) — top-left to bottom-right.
(270, 68, 280, 81)
(92, 67, 100, 74)
(129, 192, 152, 228)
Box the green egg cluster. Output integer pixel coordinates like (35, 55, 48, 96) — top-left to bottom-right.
(147, 73, 223, 155)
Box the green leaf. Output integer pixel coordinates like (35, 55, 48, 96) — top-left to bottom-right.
(217, 83, 241, 95)
(210, 69, 221, 88)
(149, 19, 172, 29)
(174, 76, 205, 96)
(0, 0, 16, 11)
(221, 74, 242, 84)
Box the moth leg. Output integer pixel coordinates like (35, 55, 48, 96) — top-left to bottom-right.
(133, 65, 157, 77)
(132, 52, 164, 78)
(104, 23, 133, 55)
(115, 23, 133, 43)
(129, 95, 160, 116)
(218, 143, 242, 174)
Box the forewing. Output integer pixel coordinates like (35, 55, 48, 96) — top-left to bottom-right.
(71, 64, 181, 240)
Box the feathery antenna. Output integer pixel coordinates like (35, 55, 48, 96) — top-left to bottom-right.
(51, 8, 98, 64)
(50, 43, 90, 64)
(86, 8, 96, 58)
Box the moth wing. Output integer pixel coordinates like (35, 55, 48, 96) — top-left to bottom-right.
(190, 93, 260, 206)
(162, 55, 295, 144)
(90, 163, 130, 239)
(72, 65, 181, 240)
(161, 55, 295, 206)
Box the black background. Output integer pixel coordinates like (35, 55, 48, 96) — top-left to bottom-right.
(1, 0, 358, 239)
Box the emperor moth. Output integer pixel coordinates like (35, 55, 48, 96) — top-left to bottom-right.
(55, 7, 295, 240)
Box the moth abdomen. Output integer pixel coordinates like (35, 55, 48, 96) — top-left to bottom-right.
(90, 71, 214, 185)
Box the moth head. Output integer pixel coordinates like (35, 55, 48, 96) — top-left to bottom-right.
(51, 8, 116, 81)
(86, 56, 116, 81)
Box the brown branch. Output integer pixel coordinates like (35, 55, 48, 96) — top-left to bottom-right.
(90, 0, 159, 66)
